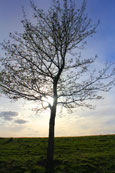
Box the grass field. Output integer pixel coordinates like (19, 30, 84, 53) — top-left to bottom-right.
(0, 135, 115, 173)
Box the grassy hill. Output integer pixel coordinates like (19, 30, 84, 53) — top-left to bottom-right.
(0, 135, 115, 172)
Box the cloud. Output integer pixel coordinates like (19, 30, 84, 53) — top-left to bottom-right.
(14, 119, 28, 124)
(105, 119, 115, 126)
(0, 111, 18, 121)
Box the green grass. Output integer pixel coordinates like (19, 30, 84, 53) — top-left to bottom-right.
(0, 135, 115, 172)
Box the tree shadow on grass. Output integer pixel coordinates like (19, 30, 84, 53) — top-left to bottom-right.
(37, 159, 103, 173)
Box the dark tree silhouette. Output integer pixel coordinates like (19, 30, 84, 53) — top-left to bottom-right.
(0, 0, 115, 172)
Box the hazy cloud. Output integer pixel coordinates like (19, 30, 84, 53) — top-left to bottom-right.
(15, 119, 28, 124)
(105, 119, 115, 126)
(0, 111, 18, 121)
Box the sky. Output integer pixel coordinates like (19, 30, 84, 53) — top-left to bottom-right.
(0, 0, 115, 137)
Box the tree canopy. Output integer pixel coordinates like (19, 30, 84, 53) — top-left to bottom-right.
(0, 0, 114, 112)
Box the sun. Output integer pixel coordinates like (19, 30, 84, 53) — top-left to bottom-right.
(42, 96, 54, 107)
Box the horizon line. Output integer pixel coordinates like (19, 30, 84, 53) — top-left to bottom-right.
(0, 133, 115, 138)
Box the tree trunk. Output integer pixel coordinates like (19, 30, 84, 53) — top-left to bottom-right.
(46, 102, 57, 173)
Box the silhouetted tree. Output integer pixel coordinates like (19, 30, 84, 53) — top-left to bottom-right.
(0, 0, 115, 172)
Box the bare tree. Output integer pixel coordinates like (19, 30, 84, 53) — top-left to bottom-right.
(0, 0, 115, 172)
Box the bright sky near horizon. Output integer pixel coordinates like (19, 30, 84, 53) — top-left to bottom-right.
(0, 0, 115, 137)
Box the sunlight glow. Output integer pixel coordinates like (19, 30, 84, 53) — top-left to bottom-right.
(42, 96, 54, 107)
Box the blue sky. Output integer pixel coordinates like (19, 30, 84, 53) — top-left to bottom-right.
(0, 0, 115, 137)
